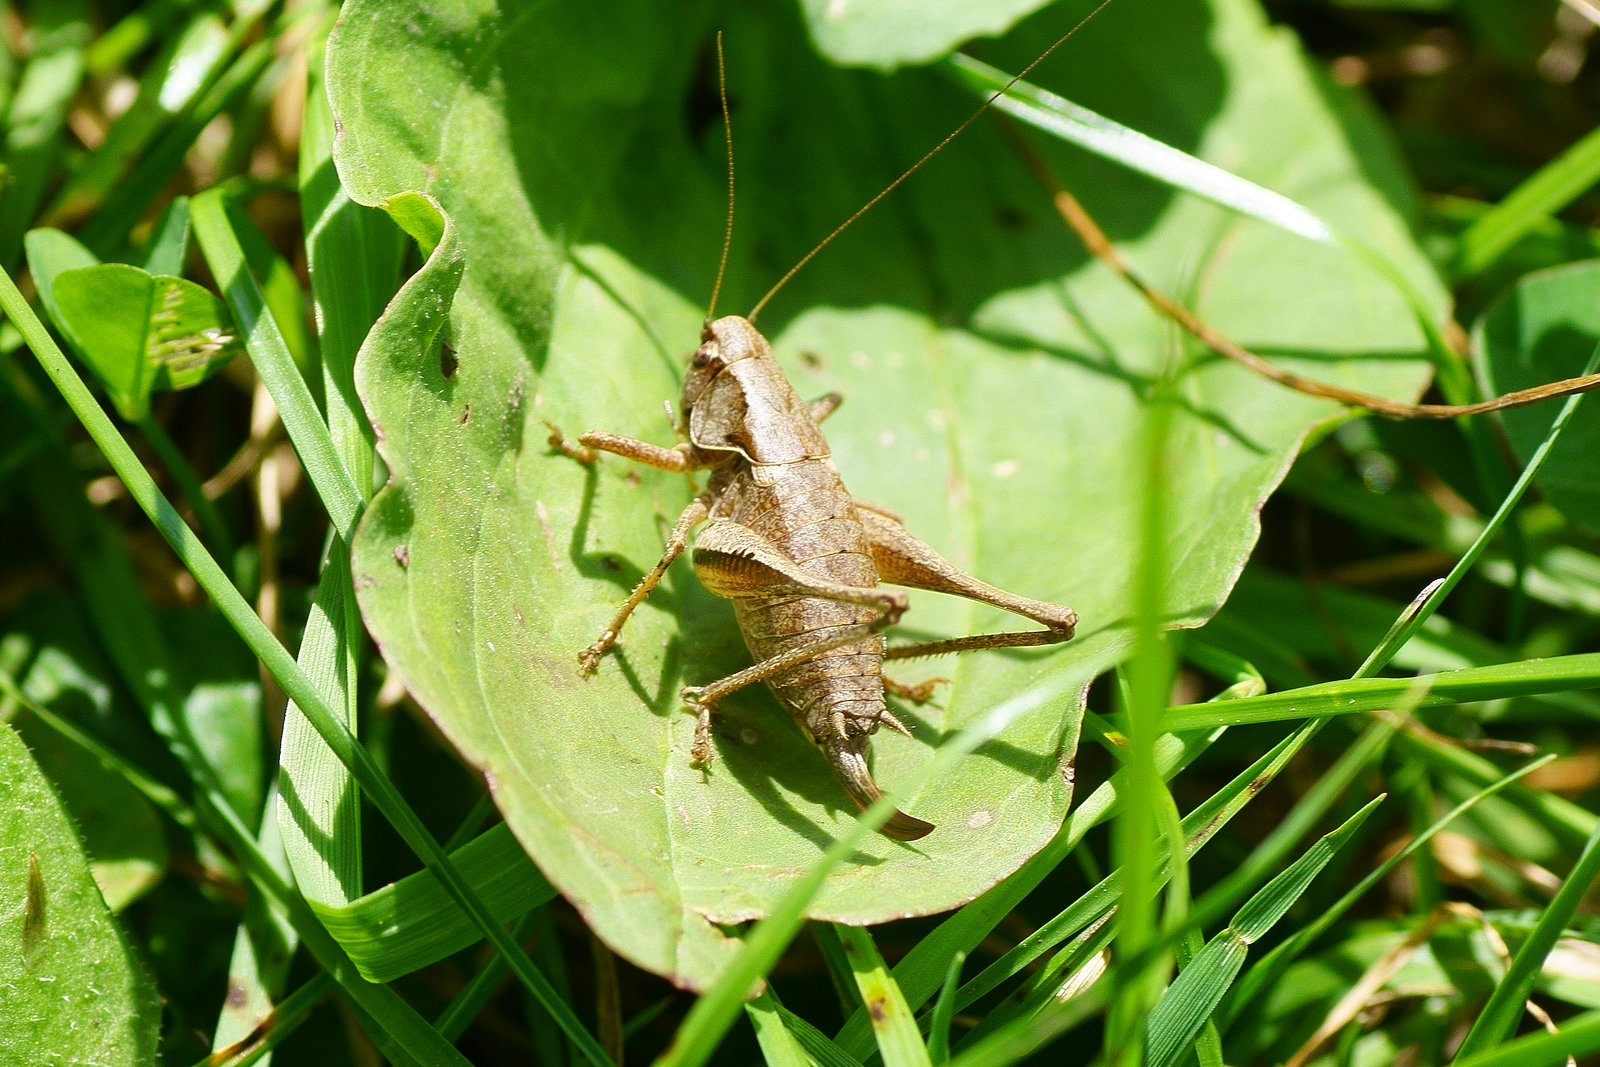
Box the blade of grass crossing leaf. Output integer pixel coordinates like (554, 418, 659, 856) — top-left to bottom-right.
(833, 726, 1224, 1060)
(835, 925, 933, 1067)
(658, 669, 1086, 1067)
(191, 188, 362, 539)
(1454, 122, 1600, 280)
(949, 721, 1315, 1022)
(0, 265, 612, 1067)
(942, 51, 1455, 370)
(927, 952, 964, 1065)
(1219, 752, 1556, 1032)
(747, 991, 815, 1067)
(1116, 380, 1200, 1066)
(1452, 803, 1600, 1060)
(1144, 797, 1384, 1067)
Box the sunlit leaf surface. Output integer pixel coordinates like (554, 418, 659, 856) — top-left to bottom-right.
(330, 0, 1441, 987)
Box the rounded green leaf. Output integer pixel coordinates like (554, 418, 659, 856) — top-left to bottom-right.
(50, 262, 241, 420)
(331, 0, 1440, 989)
(799, 0, 1062, 70)
(0, 721, 159, 1065)
(1473, 259, 1600, 529)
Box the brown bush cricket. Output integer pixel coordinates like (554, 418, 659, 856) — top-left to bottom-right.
(547, 25, 1104, 840)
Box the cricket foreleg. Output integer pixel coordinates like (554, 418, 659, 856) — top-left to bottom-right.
(578, 496, 711, 674)
(858, 505, 1077, 637)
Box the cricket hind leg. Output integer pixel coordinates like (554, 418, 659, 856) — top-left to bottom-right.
(683, 518, 909, 746)
(855, 505, 1077, 659)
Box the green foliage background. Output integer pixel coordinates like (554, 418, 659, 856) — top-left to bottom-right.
(1, 0, 1599, 1065)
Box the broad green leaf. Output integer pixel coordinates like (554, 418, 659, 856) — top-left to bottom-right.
(1473, 259, 1600, 529)
(332, 0, 1440, 988)
(0, 720, 159, 1066)
(49, 263, 241, 420)
(23, 226, 100, 345)
(0, 592, 172, 909)
(799, 0, 1062, 70)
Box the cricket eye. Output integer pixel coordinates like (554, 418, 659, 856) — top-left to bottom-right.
(692, 343, 716, 367)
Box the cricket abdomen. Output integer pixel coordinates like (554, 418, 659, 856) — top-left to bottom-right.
(724, 457, 885, 732)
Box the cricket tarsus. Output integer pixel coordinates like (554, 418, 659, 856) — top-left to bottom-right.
(566, 316, 1078, 841)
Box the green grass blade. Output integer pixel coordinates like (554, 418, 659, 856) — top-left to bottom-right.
(658, 669, 1088, 1067)
(1451, 1007, 1600, 1067)
(1454, 122, 1600, 280)
(190, 188, 363, 539)
(1221, 751, 1555, 1032)
(747, 990, 815, 1067)
(950, 721, 1313, 1020)
(1356, 339, 1600, 677)
(944, 981, 1107, 1067)
(1165, 653, 1600, 731)
(0, 0, 87, 268)
(836, 925, 933, 1067)
(212, 789, 296, 1058)
(1452, 802, 1600, 1060)
(927, 952, 965, 1065)
(1144, 797, 1384, 1067)
(319, 823, 556, 983)
(433, 908, 541, 1042)
(277, 545, 362, 909)
(774, 1002, 866, 1067)
(139, 195, 191, 276)
(833, 727, 1224, 1058)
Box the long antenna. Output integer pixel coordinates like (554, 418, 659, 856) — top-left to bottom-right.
(746, 0, 1120, 324)
(704, 32, 736, 336)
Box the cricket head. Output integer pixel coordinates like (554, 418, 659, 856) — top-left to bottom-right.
(681, 314, 767, 417)
(680, 315, 827, 463)
(823, 735, 936, 842)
